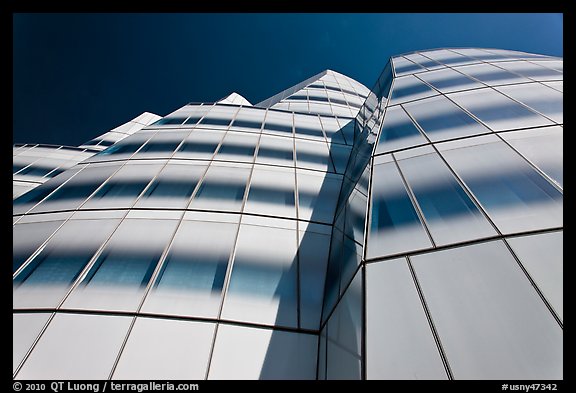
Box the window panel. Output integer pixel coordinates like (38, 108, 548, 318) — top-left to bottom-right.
(439, 135, 562, 234)
(367, 162, 432, 259)
(82, 163, 163, 210)
(297, 170, 342, 225)
(263, 111, 294, 136)
(390, 75, 438, 105)
(13, 313, 52, 374)
(507, 231, 563, 321)
(133, 132, 187, 158)
(396, 151, 497, 246)
(319, 116, 347, 145)
(222, 223, 298, 328)
(294, 113, 325, 141)
(295, 140, 335, 172)
(404, 53, 444, 70)
(416, 67, 484, 93)
(31, 165, 120, 214)
(189, 164, 250, 212)
(61, 219, 178, 312)
(326, 271, 362, 380)
(13, 168, 81, 214)
(500, 127, 563, 188)
(330, 144, 352, 174)
(13, 220, 64, 273)
(420, 49, 478, 66)
(494, 61, 563, 81)
(448, 88, 554, 131)
(455, 63, 531, 86)
(366, 258, 446, 379)
(208, 324, 317, 380)
(216, 132, 258, 163)
(134, 163, 207, 209)
(376, 106, 428, 154)
(403, 95, 489, 142)
(14, 219, 121, 309)
(495, 83, 563, 123)
(411, 241, 562, 379)
(174, 129, 225, 159)
(255, 134, 294, 166)
(298, 228, 330, 330)
(392, 57, 425, 76)
(16, 313, 132, 379)
(141, 219, 237, 318)
(113, 318, 215, 379)
(245, 166, 296, 219)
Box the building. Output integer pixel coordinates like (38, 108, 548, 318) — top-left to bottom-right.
(13, 48, 563, 380)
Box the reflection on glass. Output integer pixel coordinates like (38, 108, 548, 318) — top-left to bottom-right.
(98, 142, 142, 156)
(178, 142, 218, 155)
(137, 142, 181, 154)
(92, 181, 149, 199)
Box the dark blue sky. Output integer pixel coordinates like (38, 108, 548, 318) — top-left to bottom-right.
(13, 13, 563, 146)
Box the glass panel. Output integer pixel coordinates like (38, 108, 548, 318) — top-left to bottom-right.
(416, 67, 484, 93)
(326, 271, 362, 380)
(295, 140, 335, 172)
(13, 168, 81, 214)
(495, 83, 563, 123)
(367, 162, 432, 259)
(438, 136, 563, 234)
(403, 95, 490, 142)
(330, 144, 351, 174)
(298, 228, 330, 330)
(420, 49, 478, 66)
(31, 165, 120, 213)
(13, 221, 64, 273)
(390, 75, 438, 105)
(208, 324, 317, 380)
(113, 318, 215, 379)
(245, 166, 296, 219)
(455, 63, 531, 86)
(13, 313, 52, 374)
(396, 151, 497, 246)
(297, 171, 342, 225)
(263, 111, 293, 136)
(255, 135, 294, 166)
(507, 231, 563, 321)
(216, 132, 258, 162)
(13, 219, 121, 309)
(404, 53, 444, 70)
(134, 163, 207, 209)
(375, 106, 428, 154)
(294, 113, 325, 141)
(319, 116, 347, 145)
(366, 258, 447, 379)
(318, 326, 327, 380)
(151, 117, 187, 126)
(494, 61, 563, 81)
(222, 223, 298, 328)
(82, 163, 163, 210)
(61, 219, 178, 312)
(411, 241, 562, 379)
(17, 314, 131, 380)
(189, 164, 250, 212)
(500, 127, 563, 187)
(174, 129, 225, 159)
(448, 88, 554, 131)
(393, 57, 425, 76)
(141, 220, 237, 318)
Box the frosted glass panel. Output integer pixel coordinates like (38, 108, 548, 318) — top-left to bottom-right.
(411, 241, 562, 379)
(141, 219, 237, 318)
(222, 223, 298, 328)
(208, 324, 317, 380)
(13, 313, 52, 374)
(16, 313, 132, 379)
(507, 231, 563, 321)
(366, 259, 446, 379)
(113, 318, 215, 379)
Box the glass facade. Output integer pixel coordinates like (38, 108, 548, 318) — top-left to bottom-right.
(13, 49, 562, 380)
